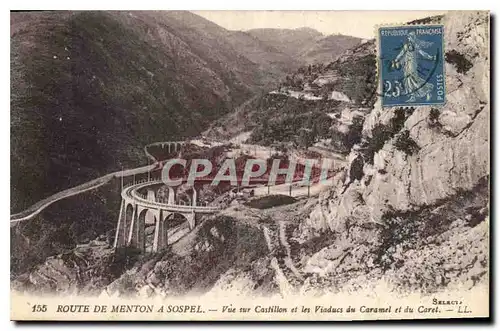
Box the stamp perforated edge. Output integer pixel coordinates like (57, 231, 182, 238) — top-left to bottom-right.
(374, 16, 447, 109)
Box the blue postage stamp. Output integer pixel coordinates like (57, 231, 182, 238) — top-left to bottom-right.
(378, 25, 446, 107)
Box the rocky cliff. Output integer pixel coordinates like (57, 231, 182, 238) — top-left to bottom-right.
(297, 11, 489, 294)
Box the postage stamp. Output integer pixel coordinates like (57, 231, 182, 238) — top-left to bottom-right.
(378, 24, 446, 107)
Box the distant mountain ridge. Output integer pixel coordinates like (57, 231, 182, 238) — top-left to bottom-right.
(246, 27, 362, 64)
(246, 27, 324, 59)
(299, 34, 363, 64)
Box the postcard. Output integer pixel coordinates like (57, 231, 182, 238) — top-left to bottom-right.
(10, 10, 490, 321)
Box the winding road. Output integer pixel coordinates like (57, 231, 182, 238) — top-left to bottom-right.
(10, 138, 341, 226)
(10, 164, 157, 225)
(10, 139, 227, 225)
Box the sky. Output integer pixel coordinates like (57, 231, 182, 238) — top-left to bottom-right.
(192, 10, 447, 39)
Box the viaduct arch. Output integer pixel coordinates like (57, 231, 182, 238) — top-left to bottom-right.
(113, 179, 218, 253)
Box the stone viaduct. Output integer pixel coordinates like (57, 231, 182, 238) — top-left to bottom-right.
(113, 178, 220, 253)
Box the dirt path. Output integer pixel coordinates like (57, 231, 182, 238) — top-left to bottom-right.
(262, 224, 294, 297)
(278, 221, 304, 282)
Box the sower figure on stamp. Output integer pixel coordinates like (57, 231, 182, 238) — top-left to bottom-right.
(391, 32, 437, 103)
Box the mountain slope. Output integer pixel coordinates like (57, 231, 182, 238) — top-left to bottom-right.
(299, 11, 489, 294)
(204, 39, 376, 150)
(224, 31, 302, 86)
(10, 11, 283, 212)
(247, 27, 324, 59)
(299, 34, 363, 64)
